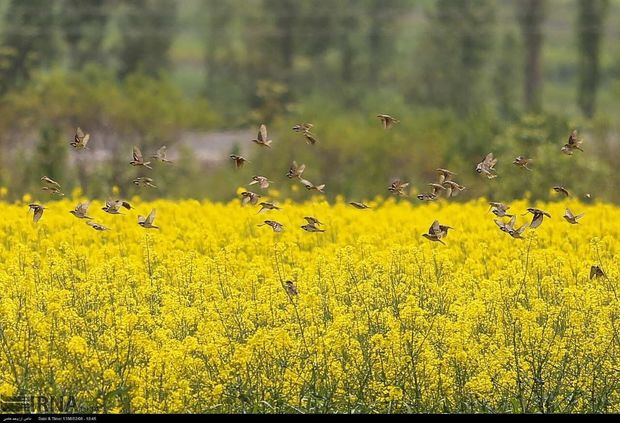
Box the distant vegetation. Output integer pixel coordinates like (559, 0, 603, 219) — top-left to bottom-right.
(0, 0, 619, 202)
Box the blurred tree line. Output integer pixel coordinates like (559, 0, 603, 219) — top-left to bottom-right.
(0, 0, 618, 203)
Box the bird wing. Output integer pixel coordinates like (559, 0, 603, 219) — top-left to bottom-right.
(565, 208, 574, 219)
(133, 146, 143, 162)
(258, 124, 268, 142)
(146, 209, 156, 225)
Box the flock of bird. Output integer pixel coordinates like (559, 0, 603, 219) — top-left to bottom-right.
(25, 117, 606, 289)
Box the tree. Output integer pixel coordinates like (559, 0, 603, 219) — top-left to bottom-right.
(414, 0, 497, 116)
(494, 32, 520, 119)
(0, 0, 59, 94)
(60, 0, 110, 69)
(577, 0, 609, 118)
(116, 0, 177, 78)
(517, 0, 546, 113)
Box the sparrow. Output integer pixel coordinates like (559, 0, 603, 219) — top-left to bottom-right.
(130, 146, 152, 169)
(489, 202, 513, 218)
(258, 220, 284, 232)
(590, 265, 605, 280)
(28, 203, 45, 223)
(286, 161, 306, 179)
(302, 131, 318, 145)
(138, 208, 159, 229)
(70, 127, 90, 149)
(422, 220, 452, 245)
(69, 202, 92, 219)
(41, 176, 64, 196)
(476, 153, 498, 179)
(251, 124, 272, 148)
(513, 156, 532, 171)
(292, 123, 313, 133)
(304, 216, 323, 226)
(441, 180, 466, 198)
(151, 146, 173, 163)
(230, 154, 248, 168)
(495, 216, 528, 239)
(284, 280, 298, 296)
(300, 179, 325, 193)
(102, 199, 132, 214)
(87, 221, 109, 231)
(248, 176, 272, 189)
(133, 177, 157, 188)
(241, 191, 261, 206)
(523, 207, 551, 229)
(553, 186, 570, 197)
(257, 202, 281, 213)
(561, 129, 584, 155)
(301, 223, 325, 232)
(436, 168, 456, 183)
(388, 179, 409, 197)
(377, 114, 399, 129)
(563, 208, 584, 224)
(349, 201, 370, 209)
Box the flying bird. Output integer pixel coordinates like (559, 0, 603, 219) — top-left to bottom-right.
(300, 178, 325, 193)
(248, 176, 272, 189)
(138, 209, 159, 229)
(377, 114, 399, 129)
(563, 208, 584, 224)
(292, 123, 313, 133)
(133, 177, 157, 188)
(87, 221, 109, 231)
(151, 146, 173, 163)
(28, 203, 45, 223)
(553, 186, 570, 197)
(102, 199, 132, 214)
(349, 201, 370, 209)
(442, 180, 466, 198)
(69, 202, 92, 219)
(513, 156, 532, 171)
(476, 153, 498, 179)
(301, 223, 325, 232)
(240, 191, 261, 206)
(70, 127, 90, 149)
(523, 207, 551, 229)
(230, 154, 248, 169)
(41, 176, 64, 196)
(251, 124, 272, 148)
(489, 202, 513, 218)
(495, 215, 528, 239)
(258, 220, 284, 232)
(561, 129, 584, 155)
(257, 202, 281, 213)
(304, 216, 323, 226)
(436, 168, 456, 184)
(422, 220, 452, 245)
(286, 161, 306, 179)
(388, 179, 409, 197)
(130, 146, 152, 169)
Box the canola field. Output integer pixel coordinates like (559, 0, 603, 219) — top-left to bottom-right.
(0, 197, 619, 413)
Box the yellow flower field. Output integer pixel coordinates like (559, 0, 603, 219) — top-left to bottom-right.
(0, 197, 619, 413)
